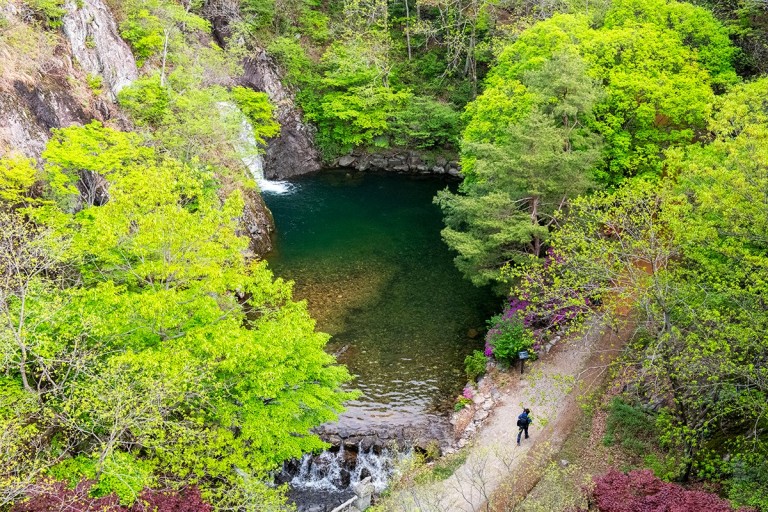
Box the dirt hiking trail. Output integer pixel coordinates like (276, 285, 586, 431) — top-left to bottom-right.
(387, 320, 630, 511)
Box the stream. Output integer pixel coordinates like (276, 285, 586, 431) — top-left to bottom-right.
(262, 170, 496, 508)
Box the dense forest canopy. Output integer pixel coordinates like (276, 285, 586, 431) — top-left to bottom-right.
(1, 122, 354, 509)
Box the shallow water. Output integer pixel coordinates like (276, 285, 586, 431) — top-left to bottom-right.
(263, 171, 497, 433)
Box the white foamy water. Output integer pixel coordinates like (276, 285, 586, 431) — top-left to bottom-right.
(238, 115, 295, 195)
(219, 100, 297, 195)
(290, 443, 411, 494)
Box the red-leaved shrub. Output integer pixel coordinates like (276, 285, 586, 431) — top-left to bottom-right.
(132, 487, 212, 512)
(12, 480, 124, 512)
(11, 480, 212, 512)
(591, 469, 752, 512)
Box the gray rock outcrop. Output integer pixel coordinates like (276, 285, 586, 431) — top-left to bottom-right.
(200, 0, 238, 46)
(0, 0, 129, 159)
(0, 64, 102, 159)
(241, 188, 274, 256)
(313, 417, 452, 456)
(334, 149, 461, 177)
(241, 50, 322, 179)
(62, 0, 139, 101)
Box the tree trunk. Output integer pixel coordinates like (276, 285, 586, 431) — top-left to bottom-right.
(531, 196, 541, 257)
(160, 30, 170, 87)
(404, 0, 412, 61)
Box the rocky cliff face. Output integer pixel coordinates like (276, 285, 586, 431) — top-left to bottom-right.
(241, 50, 322, 179)
(201, 1, 321, 179)
(1, 0, 275, 256)
(241, 188, 274, 255)
(0, 0, 129, 159)
(62, 0, 139, 101)
(0, 76, 93, 159)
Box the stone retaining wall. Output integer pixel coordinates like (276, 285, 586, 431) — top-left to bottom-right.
(334, 150, 461, 177)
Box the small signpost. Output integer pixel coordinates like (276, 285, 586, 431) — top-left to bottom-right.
(518, 350, 530, 375)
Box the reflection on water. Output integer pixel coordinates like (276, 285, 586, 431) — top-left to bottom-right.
(263, 171, 497, 432)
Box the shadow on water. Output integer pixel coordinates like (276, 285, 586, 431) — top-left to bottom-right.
(263, 170, 498, 433)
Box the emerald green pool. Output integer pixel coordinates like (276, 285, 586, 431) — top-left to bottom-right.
(263, 171, 496, 432)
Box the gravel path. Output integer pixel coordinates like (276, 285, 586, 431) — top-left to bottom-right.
(388, 322, 618, 511)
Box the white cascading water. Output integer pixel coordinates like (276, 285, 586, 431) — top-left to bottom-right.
(290, 443, 411, 494)
(221, 101, 296, 195)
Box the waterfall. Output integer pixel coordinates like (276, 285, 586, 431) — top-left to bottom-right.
(238, 117, 295, 195)
(290, 443, 411, 495)
(220, 101, 295, 195)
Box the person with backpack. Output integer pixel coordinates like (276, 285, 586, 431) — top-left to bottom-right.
(517, 408, 532, 445)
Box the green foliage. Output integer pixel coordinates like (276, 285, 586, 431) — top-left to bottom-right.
(117, 75, 170, 126)
(298, 7, 330, 43)
(231, 86, 281, 144)
(389, 96, 461, 149)
(240, 0, 276, 32)
(454, 397, 472, 411)
(485, 313, 533, 365)
(516, 461, 591, 512)
(42, 120, 153, 194)
(727, 458, 768, 510)
(602, 398, 657, 456)
(309, 85, 412, 157)
(423, 440, 441, 461)
(23, 0, 66, 28)
(118, 0, 211, 68)
(414, 450, 468, 483)
(464, 0, 738, 185)
(437, 52, 603, 286)
(1, 123, 354, 508)
(642, 452, 687, 482)
(119, 8, 165, 66)
(50, 453, 154, 505)
(0, 156, 39, 207)
(86, 74, 103, 94)
(694, 0, 768, 75)
(512, 78, 768, 482)
(296, 32, 414, 159)
(267, 36, 316, 88)
(463, 350, 487, 382)
(119, 76, 278, 171)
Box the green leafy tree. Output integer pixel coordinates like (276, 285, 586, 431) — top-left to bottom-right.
(22, 0, 66, 29)
(0, 123, 354, 508)
(510, 79, 768, 483)
(436, 52, 603, 286)
(303, 31, 412, 158)
(389, 95, 461, 149)
(119, 0, 211, 71)
(462, 0, 738, 185)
